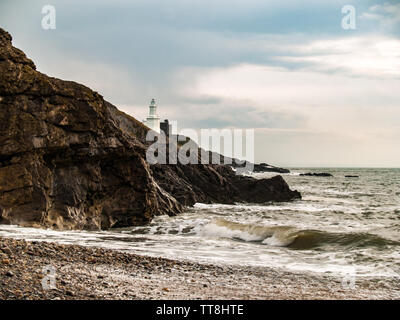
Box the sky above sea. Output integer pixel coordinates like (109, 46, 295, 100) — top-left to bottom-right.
(0, 0, 399, 167)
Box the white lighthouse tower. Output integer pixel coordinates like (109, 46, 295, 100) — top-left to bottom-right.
(143, 98, 160, 133)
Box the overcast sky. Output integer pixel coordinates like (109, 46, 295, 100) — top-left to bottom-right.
(1, 0, 399, 167)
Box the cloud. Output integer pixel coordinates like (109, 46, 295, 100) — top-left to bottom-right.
(278, 36, 400, 78)
(175, 63, 400, 138)
(1, 0, 399, 166)
(254, 128, 400, 167)
(360, 2, 400, 32)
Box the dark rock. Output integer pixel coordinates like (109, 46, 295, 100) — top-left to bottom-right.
(300, 173, 333, 177)
(0, 27, 300, 230)
(345, 175, 359, 178)
(253, 163, 290, 174)
(6, 271, 14, 277)
(204, 151, 290, 173)
(151, 164, 300, 205)
(1, 247, 12, 255)
(0, 27, 182, 230)
(65, 290, 74, 296)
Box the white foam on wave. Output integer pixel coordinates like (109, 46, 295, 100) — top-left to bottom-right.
(194, 202, 361, 216)
(199, 221, 266, 242)
(198, 218, 299, 247)
(0, 221, 398, 278)
(261, 232, 297, 247)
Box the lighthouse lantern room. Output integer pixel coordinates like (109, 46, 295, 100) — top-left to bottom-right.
(143, 98, 160, 133)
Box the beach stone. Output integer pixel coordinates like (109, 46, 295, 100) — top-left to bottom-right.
(1, 247, 12, 255)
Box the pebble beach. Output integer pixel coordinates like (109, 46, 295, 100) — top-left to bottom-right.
(1, 237, 399, 300)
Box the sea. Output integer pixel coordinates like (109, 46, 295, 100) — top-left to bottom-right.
(1, 168, 399, 279)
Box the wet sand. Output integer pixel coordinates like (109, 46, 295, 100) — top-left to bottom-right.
(1, 237, 399, 300)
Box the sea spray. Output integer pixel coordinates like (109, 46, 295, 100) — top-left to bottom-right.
(200, 218, 400, 250)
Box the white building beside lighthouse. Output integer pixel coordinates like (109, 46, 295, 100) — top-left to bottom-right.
(143, 98, 160, 133)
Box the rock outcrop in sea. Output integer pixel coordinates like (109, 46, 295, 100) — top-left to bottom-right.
(299, 173, 333, 177)
(0, 28, 300, 230)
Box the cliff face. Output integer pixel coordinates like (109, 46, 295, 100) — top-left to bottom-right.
(0, 28, 182, 229)
(151, 163, 299, 206)
(0, 28, 300, 230)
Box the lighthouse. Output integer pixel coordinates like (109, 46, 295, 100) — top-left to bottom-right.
(143, 98, 160, 133)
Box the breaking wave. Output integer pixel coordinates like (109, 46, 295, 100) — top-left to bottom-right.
(200, 218, 399, 250)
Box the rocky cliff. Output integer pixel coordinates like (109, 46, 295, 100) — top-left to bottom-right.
(0, 28, 300, 230)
